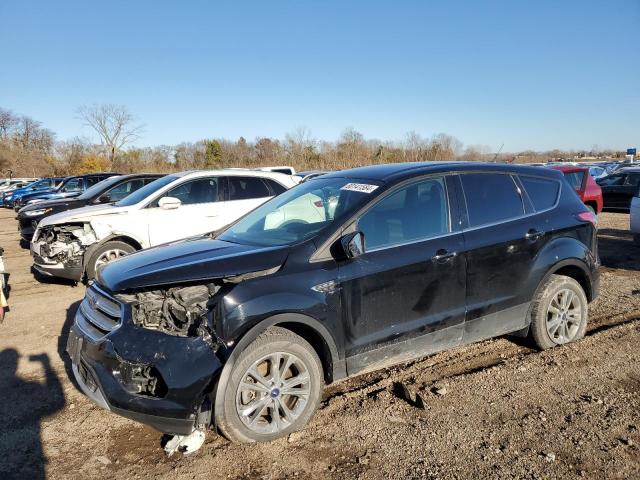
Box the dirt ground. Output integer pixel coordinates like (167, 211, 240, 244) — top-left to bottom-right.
(1, 208, 639, 480)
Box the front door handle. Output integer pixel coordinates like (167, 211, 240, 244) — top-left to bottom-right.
(432, 249, 457, 263)
(525, 229, 544, 241)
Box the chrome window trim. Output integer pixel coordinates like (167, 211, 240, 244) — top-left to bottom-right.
(355, 175, 452, 253)
(364, 230, 460, 254)
(460, 174, 562, 233)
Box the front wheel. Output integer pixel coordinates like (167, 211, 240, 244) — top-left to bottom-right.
(215, 327, 324, 443)
(528, 274, 588, 350)
(86, 240, 136, 279)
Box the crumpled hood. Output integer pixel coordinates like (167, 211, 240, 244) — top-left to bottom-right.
(38, 203, 132, 227)
(98, 237, 290, 292)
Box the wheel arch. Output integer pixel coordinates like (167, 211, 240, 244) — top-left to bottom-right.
(81, 234, 143, 275)
(213, 313, 345, 425)
(547, 260, 595, 302)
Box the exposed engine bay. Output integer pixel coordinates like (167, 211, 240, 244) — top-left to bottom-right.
(122, 283, 222, 338)
(33, 223, 97, 265)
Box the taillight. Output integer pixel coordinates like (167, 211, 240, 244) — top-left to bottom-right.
(313, 200, 323, 208)
(577, 211, 598, 226)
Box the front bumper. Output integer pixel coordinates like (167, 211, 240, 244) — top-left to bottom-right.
(66, 298, 223, 435)
(31, 254, 84, 281)
(30, 241, 84, 281)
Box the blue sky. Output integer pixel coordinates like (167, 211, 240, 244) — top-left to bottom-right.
(0, 0, 638, 151)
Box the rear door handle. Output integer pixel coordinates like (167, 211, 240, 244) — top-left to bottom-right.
(432, 249, 457, 262)
(525, 229, 544, 240)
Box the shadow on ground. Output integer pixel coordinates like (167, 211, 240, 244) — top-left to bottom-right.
(0, 349, 65, 480)
(57, 300, 82, 391)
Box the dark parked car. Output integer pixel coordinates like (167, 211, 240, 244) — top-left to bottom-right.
(596, 167, 640, 212)
(17, 174, 164, 241)
(14, 173, 119, 211)
(67, 162, 599, 447)
(2, 177, 64, 208)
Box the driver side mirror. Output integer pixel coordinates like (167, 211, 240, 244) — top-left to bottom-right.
(159, 196, 181, 210)
(97, 193, 111, 203)
(339, 231, 365, 259)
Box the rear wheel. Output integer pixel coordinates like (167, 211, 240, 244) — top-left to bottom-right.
(528, 274, 588, 350)
(216, 327, 324, 443)
(86, 240, 136, 279)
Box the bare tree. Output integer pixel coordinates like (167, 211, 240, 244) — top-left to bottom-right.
(0, 108, 16, 139)
(75, 104, 143, 164)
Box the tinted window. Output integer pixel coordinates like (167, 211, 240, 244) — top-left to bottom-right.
(86, 176, 104, 187)
(520, 176, 560, 211)
(461, 173, 524, 227)
(264, 179, 287, 195)
(61, 178, 82, 192)
(228, 176, 271, 200)
(153, 178, 220, 206)
(625, 173, 640, 187)
(562, 171, 585, 190)
(598, 174, 626, 186)
(117, 175, 178, 207)
(106, 179, 145, 202)
(358, 177, 449, 250)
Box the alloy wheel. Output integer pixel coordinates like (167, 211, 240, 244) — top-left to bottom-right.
(235, 352, 311, 435)
(94, 248, 129, 271)
(546, 288, 582, 344)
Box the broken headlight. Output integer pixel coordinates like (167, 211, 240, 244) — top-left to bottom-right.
(131, 284, 220, 337)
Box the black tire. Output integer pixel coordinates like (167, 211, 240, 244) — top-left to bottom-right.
(216, 326, 324, 443)
(634, 234, 640, 247)
(85, 240, 136, 279)
(528, 274, 588, 350)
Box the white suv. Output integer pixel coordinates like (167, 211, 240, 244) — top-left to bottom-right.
(31, 170, 299, 281)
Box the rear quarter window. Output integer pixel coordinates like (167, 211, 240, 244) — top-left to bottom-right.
(562, 171, 585, 190)
(460, 173, 524, 227)
(519, 176, 560, 211)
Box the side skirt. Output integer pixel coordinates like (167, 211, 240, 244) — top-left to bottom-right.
(345, 302, 531, 377)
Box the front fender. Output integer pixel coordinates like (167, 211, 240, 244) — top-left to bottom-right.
(213, 310, 344, 423)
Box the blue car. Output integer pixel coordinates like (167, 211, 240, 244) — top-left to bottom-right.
(1, 178, 63, 208)
(14, 173, 119, 211)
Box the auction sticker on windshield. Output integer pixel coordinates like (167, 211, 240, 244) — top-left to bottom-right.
(341, 183, 379, 193)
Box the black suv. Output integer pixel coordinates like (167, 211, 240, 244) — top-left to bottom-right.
(17, 174, 164, 241)
(67, 162, 599, 444)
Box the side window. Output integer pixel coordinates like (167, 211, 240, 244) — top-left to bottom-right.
(519, 176, 560, 211)
(625, 174, 640, 187)
(598, 174, 626, 186)
(263, 179, 287, 196)
(143, 177, 160, 186)
(105, 179, 144, 202)
(151, 178, 220, 207)
(357, 177, 449, 250)
(62, 178, 82, 192)
(562, 171, 585, 190)
(460, 173, 524, 227)
(86, 176, 102, 187)
(227, 176, 271, 200)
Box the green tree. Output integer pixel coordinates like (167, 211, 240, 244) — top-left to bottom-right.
(204, 139, 223, 168)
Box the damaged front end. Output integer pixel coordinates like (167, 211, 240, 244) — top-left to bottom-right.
(31, 223, 98, 281)
(124, 283, 221, 338)
(68, 281, 229, 439)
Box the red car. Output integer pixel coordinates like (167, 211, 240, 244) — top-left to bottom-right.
(550, 166, 603, 214)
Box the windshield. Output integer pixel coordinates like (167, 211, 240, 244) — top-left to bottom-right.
(116, 174, 178, 207)
(219, 177, 378, 247)
(77, 176, 123, 200)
